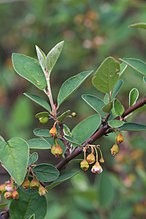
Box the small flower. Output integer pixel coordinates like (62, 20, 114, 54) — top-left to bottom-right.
(80, 159, 89, 171)
(30, 179, 40, 188)
(51, 144, 63, 157)
(111, 144, 119, 156)
(12, 190, 19, 200)
(4, 191, 12, 200)
(116, 133, 124, 144)
(99, 157, 104, 163)
(22, 178, 30, 189)
(49, 125, 57, 137)
(5, 183, 14, 192)
(0, 184, 6, 194)
(86, 153, 95, 164)
(38, 185, 47, 196)
(91, 162, 103, 174)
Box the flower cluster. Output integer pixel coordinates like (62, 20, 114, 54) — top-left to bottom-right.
(0, 180, 19, 200)
(80, 145, 104, 174)
(110, 132, 124, 156)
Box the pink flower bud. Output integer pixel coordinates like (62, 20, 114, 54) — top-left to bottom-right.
(91, 162, 103, 174)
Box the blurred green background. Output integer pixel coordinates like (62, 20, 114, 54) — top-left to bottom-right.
(1, 0, 146, 218)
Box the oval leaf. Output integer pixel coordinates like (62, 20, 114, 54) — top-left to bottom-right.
(57, 70, 93, 106)
(27, 138, 51, 149)
(46, 41, 64, 75)
(129, 88, 139, 107)
(129, 22, 146, 29)
(33, 163, 60, 182)
(12, 53, 47, 90)
(35, 45, 46, 73)
(113, 99, 125, 116)
(72, 114, 101, 144)
(33, 128, 51, 137)
(10, 188, 47, 219)
(120, 123, 146, 131)
(111, 79, 124, 100)
(0, 137, 29, 185)
(108, 120, 125, 128)
(24, 93, 51, 112)
(102, 102, 113, 113)
(29, 152, 39, 166)
(92, 57, 120, 93)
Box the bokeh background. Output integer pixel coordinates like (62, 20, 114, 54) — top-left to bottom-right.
(1, 0, 146, 218)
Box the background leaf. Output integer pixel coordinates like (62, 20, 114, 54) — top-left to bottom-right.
(129, 22, 146, 29)
(27, 138, 51, 149)
(57, 70, 93, 106)
(12, 53, 47, 90)
(129, 88, 139, 107)
(92, 57, 120, 93)
(120, 123, 146, 131)
(0, 137, 29, 185)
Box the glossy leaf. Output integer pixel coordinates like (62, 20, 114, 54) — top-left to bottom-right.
(129, 22, 146, 29)
(92, 57, 120, 93)
(27, 138, 51, 149)
(0, 137, 29, 185)
(29, 152, 39, 166)
(111, 79, 124, 100)
(82, 94, 105, 117)
(33, 163, 59, 182)
(24, 93, 51, 112)
(113, 99, 125, 116)
(108, 120, 125, 128)
(120, 123, 146, 131)
(57, 70, 93, 106)
(129, 88, 139, 107)
(46, 169, 79, 190)
(46, 41, 64, 75)
(72, 114, 101, 144)
(33, 128, 51, 137)
(10, 188, 47, 219)
(35, 45, 46, 73)
(120, 58, 146, 76)
(12, 53, 47, 90)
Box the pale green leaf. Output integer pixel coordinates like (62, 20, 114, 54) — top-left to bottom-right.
(12, 53, 47, 90)
(35, 45, 46, 73)
(24, 93, 51, 112)
(119, 62, 127, 76)
(0, 137, 29, 185)
(129, 22, 146, 29)
(129, 88, 139, 107)
(46, 41, 64, 75)
(33, 128, 51, 137)
(113, 99, 125, 116)
(29, 152, 39, 166)
(92, 57, 120, 93)
(120, 123, 146, 131)
(108, 120, 125, 128)
(111, 79, 124, 100)
(27, 138, 51, 149)
(57, 70, 93, 106)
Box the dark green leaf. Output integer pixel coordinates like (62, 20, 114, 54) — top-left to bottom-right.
(29, 152, 39, 166)
(111, 79, 124, 100)
(64, 135, 80, 146)
(24, 93, 51, 112)
(129, 88, 139, 107)
(29, 214, 35, 219)
(10, 188, 47, 219)
(102, 102, 113, 113)
(82, 94, 105, 117)
(72, 114, 101, 144)
(33, 163, 59, 182)
(27, 138, 51, 149)
(46, 41, 64, 76)
(35, 45, 46, 73)
(33, 128, 51, 137)
(120, 123, 146, 131)
(109, 205, 132, 219)
(129, 22, 146, 29)
(57, 110, 71, 122)
(92, 57, 120, 93)
(0, 137, 29, 185)
(108, 120, 125, 128)
(12, 53, 47, 90)
(57, 70, 93, 106)
(113, 99, 125, 116)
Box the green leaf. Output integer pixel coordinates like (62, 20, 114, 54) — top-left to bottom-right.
(46, 41, 64, 75)
(119, 62, 127, 76)
(108, 120, 125, 128)
(143, 76, 146, 83)
(82, 94, 105, 117)
(35, 45, 46, 73)
(92, 57, 120, 93)
(111, 79, 124, 100)
(46, 169, 79, 190)
(29, 214, 35, 219)
(57, 70, 93, 106)
(10, 188, 47, 219)
(72, 114, 101, 144)
(24, 93, 51, 112)
(0, 137, 29, 185)
(29, 152, 39, 166)
(12, 53, 47, 90)
(64, 135, 80, 146)
(33, 128, 51, 137)
(35, 111, 49, 119)
(113, 99, 125, 116)
(129, 88, 139, 107)
(109, 205, 132, 219)
(102, 102, 113, 113)
(27, 138, 51, 149)
(120, 58, 146, 76)
(33, 163, 60, 182)
(120, 123, 146, 131)
(129, 22, 146, 29)
(57, 110, 71, 122)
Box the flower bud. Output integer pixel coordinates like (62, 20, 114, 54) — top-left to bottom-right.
(111, 144, 119, 156)
(22, 178, 30, 189)
(80, 159, 89, 171)
(91, 162, 103, 174)
(4, 191, 12, 200)
(38, 185, 47, 196)
(5, 183, 14, 192)
(49, 125, 57, 137)
(30, 179, 40, 188)
(0, 184, 6, 194)
(99, 157, 104, 163)
(116, 133, 124, 144)
(86, 153, 95, 164)
(39, 117, 49, 124)
(51, 144, 63, 157)
(12, 190, 19, 200)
